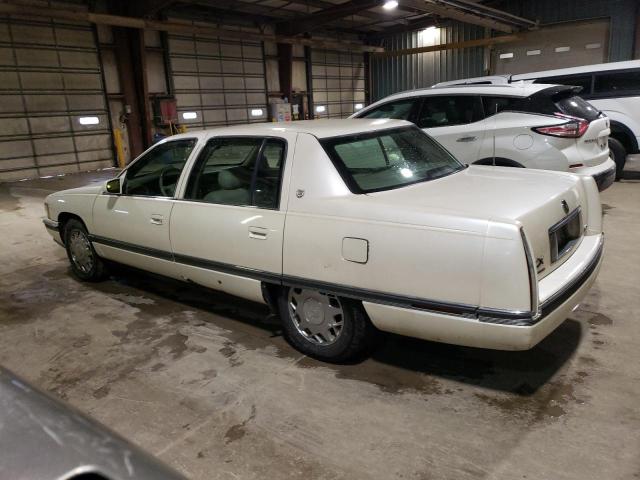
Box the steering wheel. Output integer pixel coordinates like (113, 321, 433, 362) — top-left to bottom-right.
(158, 166, 181, 197)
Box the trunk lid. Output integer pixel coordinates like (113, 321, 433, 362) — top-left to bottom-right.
(364, 165, 586, 278)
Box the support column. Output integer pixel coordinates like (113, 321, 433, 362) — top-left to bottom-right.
(113, 27, 151, 158)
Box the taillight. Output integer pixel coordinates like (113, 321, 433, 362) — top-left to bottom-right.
(532, 113, 589, 138)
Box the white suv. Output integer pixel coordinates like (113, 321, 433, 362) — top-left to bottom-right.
(351, 83, 616, 191)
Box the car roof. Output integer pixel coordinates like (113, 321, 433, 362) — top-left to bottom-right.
(511, 59, 640, 80)
(167, 118, 413, 140)
(353, 83, 558, 116)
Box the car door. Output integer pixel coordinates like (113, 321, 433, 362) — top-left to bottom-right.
(476, 96, 526, 164)
(91, 138, 198, 278)
(414, 95, 485, 164)
(169, 133, 294, 304)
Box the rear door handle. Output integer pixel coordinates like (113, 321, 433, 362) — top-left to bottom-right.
(248, 226, 268, 240)
(456, 136, 477, 142)
(150, 214, 164, 225)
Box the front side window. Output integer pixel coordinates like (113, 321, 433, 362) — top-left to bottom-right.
(321, 126, 464, 193)
(358, 99, 417, 121)
(416, 95, 483, 128)
(594, 70, 640, 95)
(185, 137, 286, 209)
(124, 139, 197, 197)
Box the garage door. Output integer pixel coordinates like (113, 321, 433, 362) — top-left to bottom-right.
(492, 20, 610, 75)
(0, 15, 113, 181)
(311, 49, 365, 119)
(167, 32, 269, 129)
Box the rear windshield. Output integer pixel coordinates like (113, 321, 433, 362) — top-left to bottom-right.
(554, 95, 601, 121)
(521, 87, 601, 121)
(320, 126, 464, 194)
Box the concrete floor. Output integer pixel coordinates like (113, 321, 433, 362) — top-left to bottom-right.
(1, 162, 639, 480)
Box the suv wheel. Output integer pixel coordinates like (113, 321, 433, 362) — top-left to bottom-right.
(278, 287, 378, 362)
(608, 137, 627, 180)
(63, 219, 108, 282)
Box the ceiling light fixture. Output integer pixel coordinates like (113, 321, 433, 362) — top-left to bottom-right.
(383, 0, 398, 10)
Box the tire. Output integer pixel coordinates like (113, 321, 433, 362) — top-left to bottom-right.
(63, 218, 108, 282)
(608, 137, 627, 181)
(278, 286, 378, 363)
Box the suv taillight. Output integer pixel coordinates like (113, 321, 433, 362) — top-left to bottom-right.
(532, 113, 589, 138)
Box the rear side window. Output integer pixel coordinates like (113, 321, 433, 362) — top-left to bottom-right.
(416, 96, 483, 128)
(594, 70, 640, 95)
(359, 99, 417, 120)
(533, 75, 593, 94)
(482, 96, 523, 116)
(185, 137, 286, 209)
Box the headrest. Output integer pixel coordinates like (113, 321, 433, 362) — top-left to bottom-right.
(218, 170, 242, 189)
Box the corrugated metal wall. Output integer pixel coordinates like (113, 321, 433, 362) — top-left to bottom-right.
(497, 0, 638, 62)
(370, 22, 485, 101)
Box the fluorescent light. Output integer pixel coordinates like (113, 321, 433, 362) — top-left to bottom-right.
(383, 0, 398, 10)
(420, 26, 439, 42)
(182, 111, 197, 120)
(526, 49, 541, 56)
(354, 103, 363, 110)
(586, 43, 601, 50)
(78, 116, 99, 125)
(555, 46, 570, 53)
(499, 52, 514, 59)
(315, 105, 326, 113)
(250, 108, 263, 117)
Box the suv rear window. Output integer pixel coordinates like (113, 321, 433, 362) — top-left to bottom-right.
(554, 95, 600, 121)
(522, 87, 600, 121)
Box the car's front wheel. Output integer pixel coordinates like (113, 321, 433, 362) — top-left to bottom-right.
(63, 219, 108, 282)
(278, 286, 377, 362)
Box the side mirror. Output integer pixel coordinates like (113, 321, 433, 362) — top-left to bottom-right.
(105, 178, 121, 194)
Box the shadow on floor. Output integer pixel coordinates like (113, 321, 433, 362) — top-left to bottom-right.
(83, 263, 581, 397)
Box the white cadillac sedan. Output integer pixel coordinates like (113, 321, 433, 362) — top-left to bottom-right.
(43, 119, 604, 362)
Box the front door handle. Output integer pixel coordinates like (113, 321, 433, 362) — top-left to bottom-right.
(150, 214, 164, 225)
(248, 226, 268, 240)
(456, 136, 477, 142)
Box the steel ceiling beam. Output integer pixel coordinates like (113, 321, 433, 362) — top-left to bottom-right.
(398, 0, 516, 33)
(371, 33, 520, 57)
(276, 0, 382, 36)
(0, 2, 384, 52)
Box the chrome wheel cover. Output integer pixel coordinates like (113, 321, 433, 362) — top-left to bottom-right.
(288, 288, 344, 346)
(68, 230, 94, 274)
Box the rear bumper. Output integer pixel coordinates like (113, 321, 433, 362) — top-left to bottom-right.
(571, 158, 616, 191)
(363, 234, 604, 350)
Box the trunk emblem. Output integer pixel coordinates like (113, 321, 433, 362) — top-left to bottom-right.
(562, 200, 570, 215)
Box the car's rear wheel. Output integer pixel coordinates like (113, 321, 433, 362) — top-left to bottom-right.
(278, 286, 377, 362)
(608, 137, 627, 180)
(63, 219, 108, 282)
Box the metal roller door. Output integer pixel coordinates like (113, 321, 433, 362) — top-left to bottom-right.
(167, 32, 269, 129)
(0, 14, 113, 181)
(311, 49, 365, 119)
